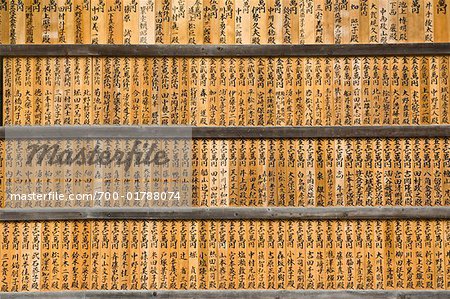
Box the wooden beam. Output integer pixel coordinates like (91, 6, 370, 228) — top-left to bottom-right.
(0, 43, 449, 57)
(1, 207, 449, 221)
(0, 290, 449, 299)
(1, 125, 449, 139)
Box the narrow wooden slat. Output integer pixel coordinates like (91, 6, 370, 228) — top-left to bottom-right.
(0, 207, 449, 221)
(1, 125, 450, 139)
(0, 43, 449, 57)
(0, 290, 449, 299)
(0, 58, 2, 126)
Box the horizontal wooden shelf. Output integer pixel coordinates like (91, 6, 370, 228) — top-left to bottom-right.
(1, 125, 449, 139)
(1, 206, 449, 221)
(0, 43, 449, 57)
(0, 290, 449, 299)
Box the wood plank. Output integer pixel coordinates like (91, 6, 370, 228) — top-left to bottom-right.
(0, 43, 449, 57)
(0, 206, 449, 221)
(1, 125, 449, 139)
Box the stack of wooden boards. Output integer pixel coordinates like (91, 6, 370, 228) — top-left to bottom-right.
(0, 0, 450, 295)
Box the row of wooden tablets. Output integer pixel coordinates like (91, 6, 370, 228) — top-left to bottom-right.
(0, 220, 449, 292)
(1, 0, 449, 44)
(3, 56, 450, 126)
(1, 138, 449, 207)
